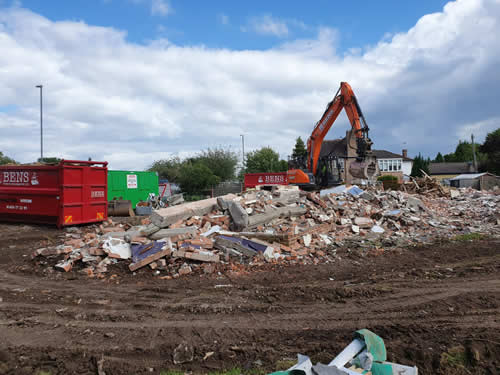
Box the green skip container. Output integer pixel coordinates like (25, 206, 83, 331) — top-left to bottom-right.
(107, 170, 159, 209)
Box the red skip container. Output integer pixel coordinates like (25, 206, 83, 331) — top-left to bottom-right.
(0, 160, 108, 227)
(244, 172, 289, 190)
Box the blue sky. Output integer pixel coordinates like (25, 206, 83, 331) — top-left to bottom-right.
(17, 0, 449, 51)
(1, 0, 499, 169)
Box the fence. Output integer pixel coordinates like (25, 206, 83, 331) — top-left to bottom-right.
(211, 181, 243, 197)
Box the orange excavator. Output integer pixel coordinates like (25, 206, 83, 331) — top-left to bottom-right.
(288, 82, 378, 188)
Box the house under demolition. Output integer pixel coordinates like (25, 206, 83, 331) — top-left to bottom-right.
(319, 130, 414, 183)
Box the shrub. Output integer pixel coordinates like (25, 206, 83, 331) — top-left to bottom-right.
(377, 175, 398, 182)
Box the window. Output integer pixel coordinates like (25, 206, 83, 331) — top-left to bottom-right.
(378, 159, 402, 172)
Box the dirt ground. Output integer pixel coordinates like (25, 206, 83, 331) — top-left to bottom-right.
(0, 223, 499, 375)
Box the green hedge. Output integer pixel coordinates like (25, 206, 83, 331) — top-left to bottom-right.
(377, 175, 398, 182)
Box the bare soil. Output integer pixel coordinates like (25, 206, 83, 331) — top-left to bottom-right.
(0, 223, 499, 375)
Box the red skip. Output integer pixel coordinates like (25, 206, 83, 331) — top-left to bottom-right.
(0, 160, 108, 227)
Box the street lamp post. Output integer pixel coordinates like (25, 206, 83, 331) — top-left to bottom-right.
(35, 85, 43, 161)
(471, 134, 477, 172)
(240, 134, 245, 169)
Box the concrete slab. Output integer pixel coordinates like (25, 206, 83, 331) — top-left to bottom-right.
(152, 194, 237, 228)
(149, 226, 198, 240)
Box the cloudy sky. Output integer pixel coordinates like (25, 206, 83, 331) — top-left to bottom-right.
(1, 0, 499, 169)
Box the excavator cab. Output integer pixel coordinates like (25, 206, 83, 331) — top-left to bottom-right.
(287, 155, 342, 189)
(316, 155, 343, 187)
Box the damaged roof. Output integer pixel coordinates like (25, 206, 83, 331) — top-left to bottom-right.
(319, 139, 413, 162)
(373, 150, 413, 161)
(319, 138, 347, 158)
(429, 162, 475, 175)
(450, 172, 498, 180)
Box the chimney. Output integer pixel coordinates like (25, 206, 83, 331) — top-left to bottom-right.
(402, 149, 408, 158)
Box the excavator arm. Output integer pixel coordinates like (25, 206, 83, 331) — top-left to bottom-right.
(287, 81, 377, 188)
(307, 82, 371, 175)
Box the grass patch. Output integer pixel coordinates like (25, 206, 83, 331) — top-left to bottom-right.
(160, 359, 295, 375)
(440, 346, 470, 373)
(161, 368, 248, 375)
(274, 359, 296, 371)
(208, 369, 242, 375)
(245, 369, 267, 375)
(453, 233, 485, 242)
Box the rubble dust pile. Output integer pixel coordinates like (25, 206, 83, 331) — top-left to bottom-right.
(31, 184, 500, 278)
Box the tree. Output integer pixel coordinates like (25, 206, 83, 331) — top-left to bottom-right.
(442, 141, 486, 163)
(279, 159, 289, 172)
(197, 147, 238, 182)
(38, 157, 61, 164)
(150, 147, 238, 184)
(177, 161, 219, 195)
(479, 128, 500, 175)
(454, 141, 476, 162)
(443, 153, 455, 162)
(434, 152, 444, 163)
(245, 147, 288, 173)
(290, 137, 307, 168)
(292, 137, 307, 159)
(410, 153, 430, 177)
(0, 151, 16, 165)
(149, 157, 183, 182)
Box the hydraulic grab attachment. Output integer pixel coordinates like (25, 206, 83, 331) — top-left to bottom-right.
(288, 82, 378, 188)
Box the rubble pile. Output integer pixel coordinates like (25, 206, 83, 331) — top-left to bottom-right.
(401, 174, 450, 197)
(32, 185, 500, 278)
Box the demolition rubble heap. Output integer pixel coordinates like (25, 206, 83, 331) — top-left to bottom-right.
(402, 174, 452, 197)
(32, 183, 500, 278)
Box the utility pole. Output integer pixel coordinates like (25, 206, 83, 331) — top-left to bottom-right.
(36, 85, 43, 161)
(240, 134, 245, 169)
(471, 134, 477, 172)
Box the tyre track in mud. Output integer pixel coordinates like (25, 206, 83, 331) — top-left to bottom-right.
(0, 224, 499, 374)
(1, 277, 498, 332)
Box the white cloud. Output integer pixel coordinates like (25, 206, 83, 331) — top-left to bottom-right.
(244, 14, 289, 37)
(151, 0, 171, 16)
(1, 0, 500, 170)
(218, 13, 229, 26)
(456, 117, 500, 142)
(277, 27, 339, 59)
(130, 0, 172, 17)
(242, 15, 310, 38)
(13, 0, 22, 7)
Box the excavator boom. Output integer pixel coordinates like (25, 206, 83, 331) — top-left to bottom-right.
(288, 82, 377, 188)
(308, 82, 369, 174)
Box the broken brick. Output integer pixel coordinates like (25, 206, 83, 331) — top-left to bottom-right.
(169, 219, 184, 229)
(130, 236, 149, 244)
(178, 264, 192, 275)
(65, 239, 84, 248)
(55, 260, 73, 272)
(102, 227, 125, 234)
(88, 247, 105, 256)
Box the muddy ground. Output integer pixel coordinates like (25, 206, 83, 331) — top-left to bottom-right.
(0, 223, 499, 375)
